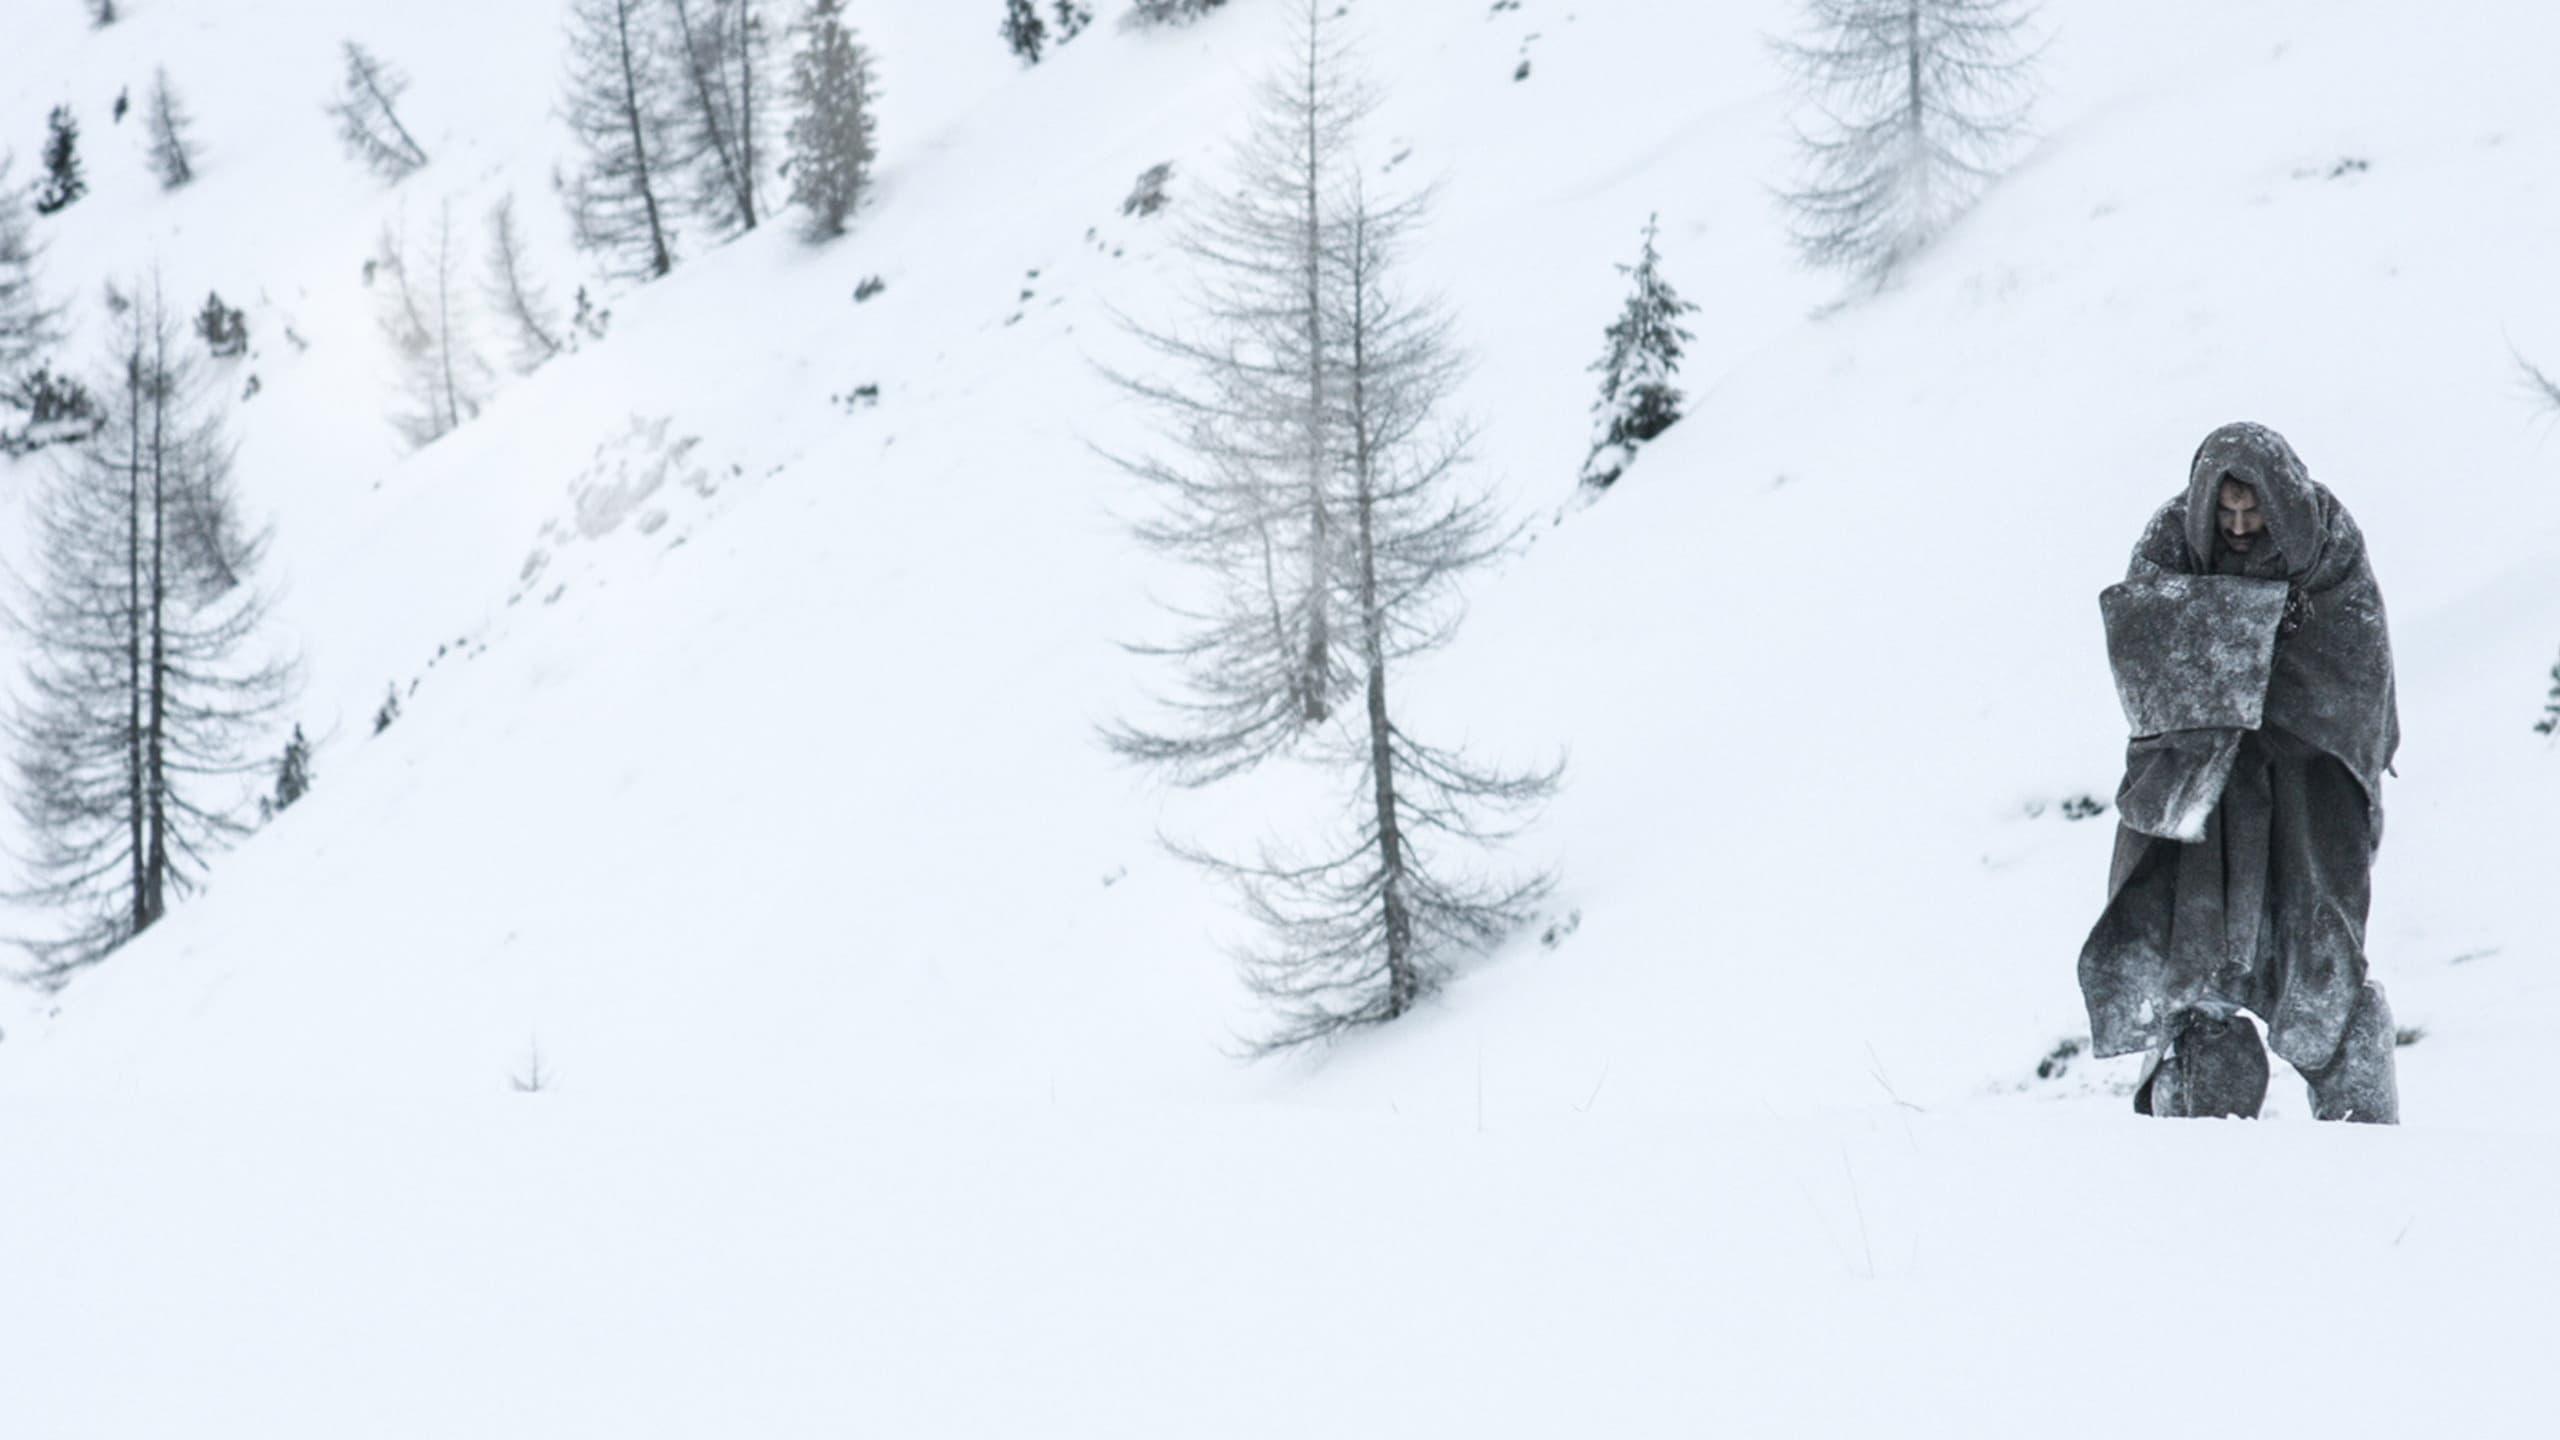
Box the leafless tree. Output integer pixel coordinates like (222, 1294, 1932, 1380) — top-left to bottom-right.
(7, 283, 292, 985)
(481, 194, 567, 373)
(1101, 1, 1369, 783)
(329, 40, 432, 183)
(144, 67, 201, 189)
(1199, 177, 1558, 1054)
(2514, 346, 2560, 419)
(563, 0, 679, 280)
(669, 0, 770, 236)
(376, 202, 488, 447)
(1777, 0, 2039, 285)
(0, 158, 60, 372)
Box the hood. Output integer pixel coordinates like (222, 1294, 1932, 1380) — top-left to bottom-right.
(2185, 422, 2328, 579)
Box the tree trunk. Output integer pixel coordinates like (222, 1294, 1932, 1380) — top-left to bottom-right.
(614, 0, 674, 277)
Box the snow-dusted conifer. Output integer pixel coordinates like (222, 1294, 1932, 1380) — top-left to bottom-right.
(88, 0, 118, 28)
(1102, 2, 1368, 781)
(376, 203, 488, 446)
(669, 0, 771, 237)
(1778, 0, 2039, 284)
(35, 106, 87, 215)
(7, 283, 291, 984)
(144, 69, 200, 189)
(329, 41, 432, 184)
(194, 291, 247, 358)
(562, 0, 679, 280)
(0, 160, 59, 373)
(1002, 0, 1046, 65)
(1213, 176, 1558, 1053)
(271, 725, 312, 813)
(1053, 3, 1093, 43)
(2536, 655, 2560, 738)
(784, 0, 878, 242)
(481, 194, 566, 373)
(1580, 213, 1699, 490)
(1130, 0, 1228, 26)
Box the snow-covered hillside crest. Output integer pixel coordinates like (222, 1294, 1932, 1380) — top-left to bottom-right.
(6, 1, 2560, 1435)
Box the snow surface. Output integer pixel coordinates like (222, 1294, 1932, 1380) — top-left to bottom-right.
(6, 0, 2560, 1434)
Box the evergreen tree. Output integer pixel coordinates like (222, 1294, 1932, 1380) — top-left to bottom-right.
(668, 0, 771, 238)
(785, 0, 878, 242)
(329, 41, 432, 184)
(195, 291, 247, 358)
(7, 284, 291, 984)
(144, 68, 201, 189)
(1002, 0, 1047, 65)
(562, 0, 679, 280)
(1778, 0, 2039, 285)
(1053, 2, 1094, 42)
(88, 0, 118, 28)
(2536, 654, 2560, 738)
(372, 685, 401, 735)
(35, 106, 87, 215)
(271, 725, 312, 813)
(1131, 0, 1228, 25)
(0, 159, 59, 373)
(1580, 213, 1699, 490)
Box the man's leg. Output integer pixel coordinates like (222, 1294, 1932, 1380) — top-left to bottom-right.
(2136, 1012, 2270, 1119)
(2302, 982, 2399, 1124)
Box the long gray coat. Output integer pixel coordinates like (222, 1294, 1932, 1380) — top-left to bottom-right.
(2079, 423, 2399, 1072)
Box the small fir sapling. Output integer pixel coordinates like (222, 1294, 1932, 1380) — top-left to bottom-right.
(35, 106, 87, 214)
(2535, 654, 2560, 738)
(1130, 0, 1229, 25)
(195, 291, 247, 357)
(1002, 0, 1047, 64)
(1580, 213, 1698, 489)
(1053, 3, 1094, 42)
(785, 0, 879, 241)
(373, 685, 402, 734)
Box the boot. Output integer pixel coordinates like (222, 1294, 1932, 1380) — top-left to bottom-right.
(2135, 1011, 2269, 1119)
(2303, 982, 2399, 1124)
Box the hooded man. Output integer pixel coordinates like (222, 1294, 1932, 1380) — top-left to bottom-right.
(2079, 422, 2401, 1122)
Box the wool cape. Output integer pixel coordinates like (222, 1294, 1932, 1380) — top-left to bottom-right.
(2078, 423, 2399, 1069)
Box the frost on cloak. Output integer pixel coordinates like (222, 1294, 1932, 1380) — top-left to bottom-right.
(2099, 573, 2287, 841)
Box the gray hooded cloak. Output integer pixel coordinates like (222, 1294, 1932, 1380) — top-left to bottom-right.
(2078, 423, 2399, 1082)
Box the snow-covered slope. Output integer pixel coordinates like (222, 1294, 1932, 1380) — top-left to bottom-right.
(6, 1, 2560, 1434)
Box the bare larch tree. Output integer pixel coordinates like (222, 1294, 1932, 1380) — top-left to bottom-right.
(144, 67, 200, 189)
(329, 40, 432, 183)
(482, 193, 567, 373)
(1101, 1, 1368, 783)
(377, 202, 488, 446)
(1777, 0, 2039, 285)
(0, 158, 59, 372)
(7, 284, 291, 984)
(670, 0, 770, 236)
(563, 0, 679, 280)
(1207, 177, 1558, 1053)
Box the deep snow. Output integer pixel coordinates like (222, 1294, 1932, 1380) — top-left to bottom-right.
(5, 0, 2560, 1434)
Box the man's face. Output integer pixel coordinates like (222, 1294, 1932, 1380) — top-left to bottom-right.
(2218, 477, 2266, 554)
